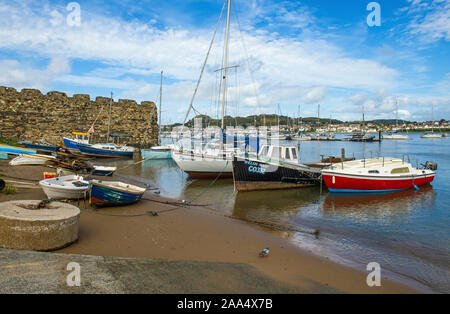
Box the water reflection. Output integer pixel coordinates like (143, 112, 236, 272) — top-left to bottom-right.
(322, 186, 436, 222)
(231, 187, 321, 228)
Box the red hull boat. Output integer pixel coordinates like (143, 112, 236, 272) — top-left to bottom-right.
(322, 157, 436, 193)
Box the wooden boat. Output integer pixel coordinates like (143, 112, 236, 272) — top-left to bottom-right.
(89, 179, 146, 206)
(9, 153, 56, 166)
(39, 175, 90, 200)
(141, 145, 173, 160)
(0, 144, 36, 155)
(322, 157, 436, 193)
(232, 144, 322, 192)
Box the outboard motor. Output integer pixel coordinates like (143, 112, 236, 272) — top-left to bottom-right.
(423, 161, 438, 171)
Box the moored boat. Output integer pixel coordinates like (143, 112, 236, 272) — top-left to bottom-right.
(421, 132, 442, 139)
(62, 132, 91, 152)
(9, 153, 56, 166)
(18, 141, 60, 152)
(77, 143, 135, 158)
(383, 132, 408, 140)
(39, 175, 90, 200)
(0, 144, 36, 155)
(322, 157, 436, 193)
(232, 144, 322, 192)
(141, 145, 173, 160)
(89, 179, 146, 206)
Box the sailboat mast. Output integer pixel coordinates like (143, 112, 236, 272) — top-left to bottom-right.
(221, 0, 231, 130)
(159, 70, 163, 145)
(107, 91, 113, 142)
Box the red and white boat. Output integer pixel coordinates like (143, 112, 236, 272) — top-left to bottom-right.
(322, 157, 436, 193)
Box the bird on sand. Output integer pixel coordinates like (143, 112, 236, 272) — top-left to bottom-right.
(259, 247, 270, 257)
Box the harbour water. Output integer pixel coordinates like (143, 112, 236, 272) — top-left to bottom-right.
(103, 133, 449, 293)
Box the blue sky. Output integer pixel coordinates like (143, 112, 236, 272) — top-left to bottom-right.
(0, 0, 449, 124)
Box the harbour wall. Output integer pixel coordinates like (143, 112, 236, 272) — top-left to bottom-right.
(0, 86, 158, 147)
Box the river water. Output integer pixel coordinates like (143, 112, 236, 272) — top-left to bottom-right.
(101, 133, 449, 293)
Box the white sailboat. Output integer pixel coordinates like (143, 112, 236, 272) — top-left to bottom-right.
(172, 0, 243, 179)
(383, 98, 408, 140)
(421, 104, 442, 138)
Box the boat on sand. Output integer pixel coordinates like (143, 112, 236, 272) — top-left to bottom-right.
(39, 175, 90, 200)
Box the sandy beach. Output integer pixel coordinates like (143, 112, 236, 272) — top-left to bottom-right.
(0, 161, 421, 293)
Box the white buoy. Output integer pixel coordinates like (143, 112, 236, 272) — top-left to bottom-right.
(0, 200, 80, 251)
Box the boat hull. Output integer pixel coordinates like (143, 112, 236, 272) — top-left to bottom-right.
(141, 149, 171, 160)
(89, 182, 144, 206)
(322, 172, 435, 193)
(172, 152, 233, 179)
(62, 137, 82, 152)
(78, 143, 133, 158)
(0, 144, 36, 155)
(39, 175, 90, 200)
(20, 143, 59, 152)
(232, 158, 321, 192)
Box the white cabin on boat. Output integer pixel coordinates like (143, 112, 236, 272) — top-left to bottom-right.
(257, 145, 299, 163)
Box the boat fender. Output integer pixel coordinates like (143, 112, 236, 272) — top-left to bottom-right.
(424, 161, 437, 171)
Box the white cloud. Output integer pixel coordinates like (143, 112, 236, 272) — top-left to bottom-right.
(301, 86, 327, 104)
(0, 0, 446, 121)
(0, 57, 71, 90)
(406, 0, 450, 43)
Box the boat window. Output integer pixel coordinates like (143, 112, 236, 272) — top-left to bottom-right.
(260, 146, 269, 157)
(271, 147, 281, 159)
(291, 148, 297, 160)
(391, 167, 409, 174)
(285, 148, 291, 160)
(369, 170, 379, 174)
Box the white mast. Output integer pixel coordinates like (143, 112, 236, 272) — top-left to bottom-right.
(221, 0, 231, 130)
(159, 70, 163, 145)
(107, 91, 113, 142)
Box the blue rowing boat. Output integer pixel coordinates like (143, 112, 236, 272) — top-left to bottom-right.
(89, 180, 146, 206)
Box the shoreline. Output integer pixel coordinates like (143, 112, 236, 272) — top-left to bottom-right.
(0, 162, 425, 293)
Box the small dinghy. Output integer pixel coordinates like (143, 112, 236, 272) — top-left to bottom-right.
(9, 153, 56, 166)
(91, 166, 117, 176)
(89, 179, 146, 206)
(39, 175, 90, 200)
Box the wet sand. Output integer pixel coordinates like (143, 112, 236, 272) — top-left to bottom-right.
(0, 162, 421, 293)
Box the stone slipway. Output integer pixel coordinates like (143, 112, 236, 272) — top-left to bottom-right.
(0, 248, 340, 294)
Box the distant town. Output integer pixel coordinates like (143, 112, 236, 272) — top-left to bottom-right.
(163, 114, 450, 133)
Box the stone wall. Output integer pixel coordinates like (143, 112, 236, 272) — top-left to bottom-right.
(0, 86, 158, 148)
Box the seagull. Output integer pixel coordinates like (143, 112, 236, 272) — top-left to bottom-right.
(259, 247, 270, 258)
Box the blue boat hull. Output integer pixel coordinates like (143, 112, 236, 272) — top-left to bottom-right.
(20, 143, 59, 152)
(0, 144, 36, 155)
(141, 149, 171, 160)
(90, 183, 143, 206)
(91, 169, 114, 176)
(63, 137, 82, 151)
(78, 143, 133, 158)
